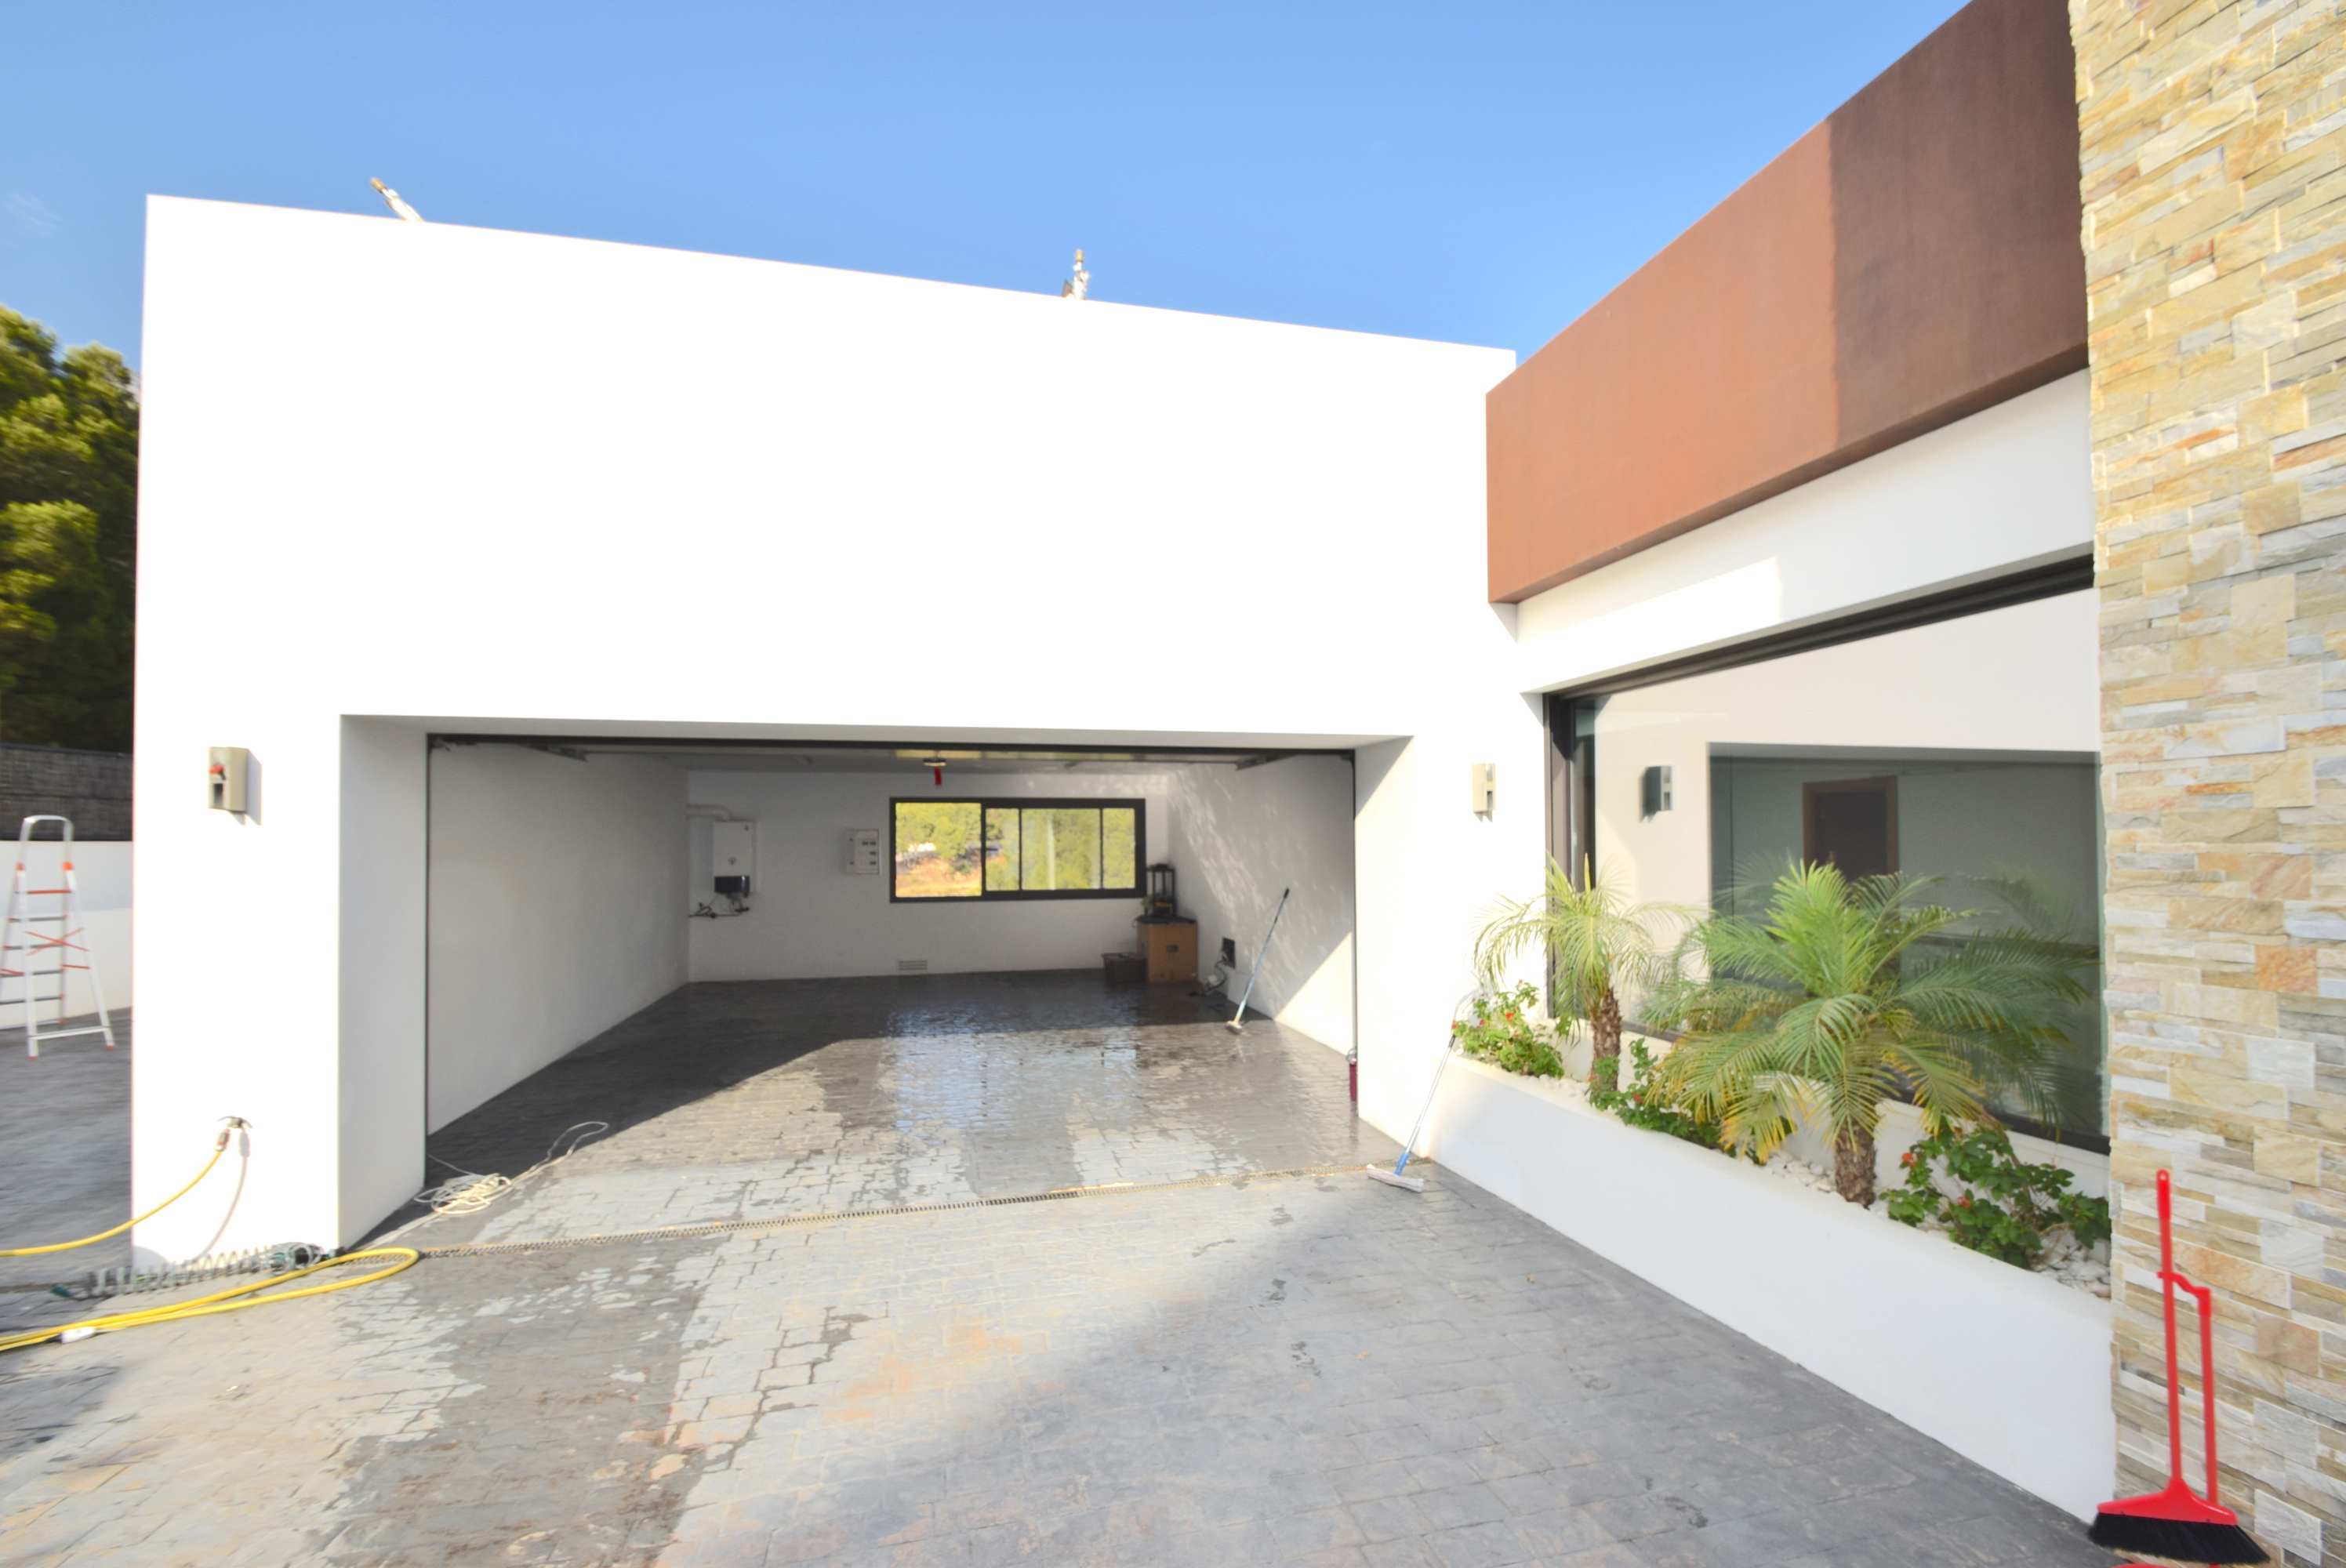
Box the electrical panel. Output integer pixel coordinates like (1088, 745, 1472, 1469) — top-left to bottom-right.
(1469, 762, 1495, 816)
(208, 747, 250, 813)
(846, 829, 884, 874)
(713, 821, 755, 897)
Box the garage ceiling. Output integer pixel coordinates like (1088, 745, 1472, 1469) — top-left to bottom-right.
(434, 739, 1329, 774)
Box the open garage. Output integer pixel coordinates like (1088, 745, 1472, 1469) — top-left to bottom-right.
(401, 739, 1371, 1247)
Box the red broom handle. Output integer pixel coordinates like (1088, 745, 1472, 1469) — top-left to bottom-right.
(2180, 1270, 2221, 1504)
(2156, 1170, 2185, 1490)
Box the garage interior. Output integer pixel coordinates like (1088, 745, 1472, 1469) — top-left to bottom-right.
(400, 738, 1378, 1247)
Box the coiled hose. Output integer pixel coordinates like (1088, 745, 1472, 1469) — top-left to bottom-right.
(0, 1116, 419, 1355)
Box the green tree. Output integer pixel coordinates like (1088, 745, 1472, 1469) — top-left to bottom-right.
(0, 307, 136, 750)
(1652, 863, 2087, 1205)
(1473, 858, 1687, 1090)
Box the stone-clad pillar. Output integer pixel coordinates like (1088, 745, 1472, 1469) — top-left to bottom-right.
(2073, 0, 2346, 1561)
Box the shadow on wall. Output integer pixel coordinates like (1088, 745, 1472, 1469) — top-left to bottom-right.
(1168, 757, 1355, 1051)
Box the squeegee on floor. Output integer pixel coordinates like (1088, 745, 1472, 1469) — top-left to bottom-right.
(1367, 1030, 1462, 1194)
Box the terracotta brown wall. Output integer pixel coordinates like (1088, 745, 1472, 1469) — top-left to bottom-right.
(1486, 0, 2088, 603)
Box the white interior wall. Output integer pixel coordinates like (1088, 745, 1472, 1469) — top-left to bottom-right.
(427, 747, 687, 1132)
(683, 768, 1175, 982)
(1165, 755, 1356, 1051)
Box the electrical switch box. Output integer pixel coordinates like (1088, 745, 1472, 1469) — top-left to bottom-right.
(1469, 762, 1495, 816)
(207, 747, 250, 813)
(846, 829, 883, 874)
(712, 821, 755, 898)
(1642, 765, 1673, 817)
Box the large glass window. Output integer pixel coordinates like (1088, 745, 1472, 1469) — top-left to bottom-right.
(892, 798, 1143, 902)
(1563, 590, 2106, 1141)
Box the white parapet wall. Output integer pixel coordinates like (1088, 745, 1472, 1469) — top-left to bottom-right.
(1419, 1055, 2116, 1521)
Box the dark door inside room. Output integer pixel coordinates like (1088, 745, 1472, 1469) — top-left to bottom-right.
(1803, 776, 1897, 880)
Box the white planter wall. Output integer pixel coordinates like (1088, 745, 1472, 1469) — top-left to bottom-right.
(1419, 1055, 2115, 1520)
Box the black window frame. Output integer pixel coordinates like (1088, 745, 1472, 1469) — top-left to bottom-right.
(1542, 555, 2110, 1154)
(887, 796, 1146, 904)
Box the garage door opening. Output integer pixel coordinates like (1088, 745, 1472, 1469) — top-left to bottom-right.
(401, 738, 1372, 1246)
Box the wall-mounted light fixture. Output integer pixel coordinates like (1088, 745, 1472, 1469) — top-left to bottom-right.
(1470, 763, 1495, 816)
(1641, 765, 1673, 818)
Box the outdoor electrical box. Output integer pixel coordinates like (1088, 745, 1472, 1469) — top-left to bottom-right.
(1469, 762, 1495, 816)
(713, 821, 755, 898)
(846, 829, 883, 874)
(207, 747, 250, 813)
(1642, 765, 1673, 817)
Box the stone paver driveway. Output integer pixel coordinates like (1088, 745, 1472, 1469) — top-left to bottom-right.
(0, 978, 2109, 1566)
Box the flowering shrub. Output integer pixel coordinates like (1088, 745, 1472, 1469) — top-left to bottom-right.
(1452, 983, 1565, 1078)
(1587, 1038, 1726, 1150)
(1883, 1122, 2111, 1269)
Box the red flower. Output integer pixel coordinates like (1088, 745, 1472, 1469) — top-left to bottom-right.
(1956, 1196, 1972, 1208)
(1504, 1011, 1518, 1022)
(1900, 1151, 1916, 1167)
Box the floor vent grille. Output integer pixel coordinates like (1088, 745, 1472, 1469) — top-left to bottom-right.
(897, 959, 928, 973)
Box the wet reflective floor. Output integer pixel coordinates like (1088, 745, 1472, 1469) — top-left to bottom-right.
(0, 982, 2108, 1566)
(398, 973, 1395, 1248)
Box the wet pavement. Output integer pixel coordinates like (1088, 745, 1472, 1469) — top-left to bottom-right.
(397, 974, 1387, 1248)
(0, 978, 2110, 1566)
(0, 1015, 133, 1293)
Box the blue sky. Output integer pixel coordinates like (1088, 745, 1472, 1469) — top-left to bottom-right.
(7, 2, 1966, 365)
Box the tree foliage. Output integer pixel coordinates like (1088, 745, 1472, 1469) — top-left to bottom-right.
(1473, 858, 1688, 1087)
(0, 307, 136, 750)
(1651, 862, 2088, 1206)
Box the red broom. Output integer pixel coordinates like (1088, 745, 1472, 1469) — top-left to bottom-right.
(2087, 1168, 2267, 1564)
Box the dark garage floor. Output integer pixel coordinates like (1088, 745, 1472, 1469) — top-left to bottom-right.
(398, 971, 1392, 1247)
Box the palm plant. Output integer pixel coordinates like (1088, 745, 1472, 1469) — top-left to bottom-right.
(1651, 862, 2089, 1205)
(1473, 858, 1686, 1089)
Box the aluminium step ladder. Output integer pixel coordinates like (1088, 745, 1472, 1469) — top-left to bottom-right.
(1, 815, 116, 1058)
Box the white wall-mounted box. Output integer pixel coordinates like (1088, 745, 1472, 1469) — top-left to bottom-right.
(713, 821, 756, 893)
(846, 829, 883, 873)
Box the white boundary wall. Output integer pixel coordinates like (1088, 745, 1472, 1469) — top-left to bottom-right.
(0, 839, 131, 1022)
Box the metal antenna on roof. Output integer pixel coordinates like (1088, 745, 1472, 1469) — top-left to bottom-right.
(369, 178, 425, 223)
(1060, 249, 1089, 300)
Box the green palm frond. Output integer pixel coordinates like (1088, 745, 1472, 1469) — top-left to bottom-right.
(1473, 858, 1691, 1030)
(1656, 859, 2094, 1182)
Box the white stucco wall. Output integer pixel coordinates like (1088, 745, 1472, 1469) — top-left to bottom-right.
(427, 747, 687, 1133)
(132, 196, 1522, 1258)
(682, 768, 1175, 982)
(1513, 371, 2096, 695)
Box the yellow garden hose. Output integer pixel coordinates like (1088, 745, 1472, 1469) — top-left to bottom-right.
(0, 1116, 423, 1353)
(0, 1119, 245, 1258)
(0, 1247, 419, 1354)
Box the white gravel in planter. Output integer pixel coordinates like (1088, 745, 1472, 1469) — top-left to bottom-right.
(1756, 1153, 2112, 1298)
